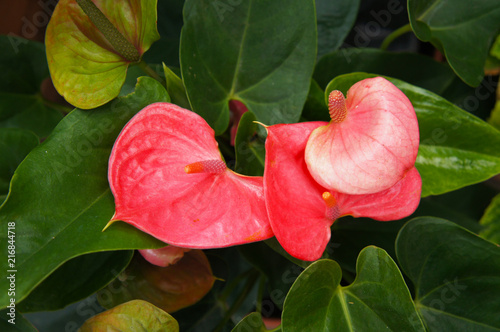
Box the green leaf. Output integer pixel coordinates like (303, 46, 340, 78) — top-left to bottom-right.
(18, 250, 133, 312)
(408, 0, 500, 86)
(163, 63, 190, 109)
(314, 48, 456, 94)
(180, 0, 317, 134)
(0, 77, 169, 309)
(480, 193, 500, 244)
(315, 0, 360, 59)
(326, 73, 500, 197)
(46, 0, 160, 109)
(234, 111, 265, 176)
(0, 128, 39, 195)
(0, 36, 63, 137)
(79, 299, 179, 332)
(282, 247, 425, 332)
(232, 312, 269, 332)
(396, 217, 500, 331)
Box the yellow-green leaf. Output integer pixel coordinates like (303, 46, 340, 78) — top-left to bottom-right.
(46, 0, 159, 109)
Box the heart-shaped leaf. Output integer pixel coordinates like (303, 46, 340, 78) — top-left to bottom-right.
(0, 128, 39, 195)
(18, 251, 133, 312)
(180, 0, 317, 134)
(79, 299, 179, 332)
(98, 250, 215, 313)
(396, 217, 500, 331)
(327, 73, 500, 197)
(408, 0, 500, 86)
(480, 193, 500, 244)
(282, 247, 425, 331)
(46, 0, 160, 109)
(315, 0, 360, 59)
(0, 77, 168, 309)
(0, 36, 63, 137)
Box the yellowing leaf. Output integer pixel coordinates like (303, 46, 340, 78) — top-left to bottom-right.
(46, 0, 159, 109)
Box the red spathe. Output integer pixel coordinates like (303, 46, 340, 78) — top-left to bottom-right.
(264, 122, 421, 261)
(108, 102, 273, 248)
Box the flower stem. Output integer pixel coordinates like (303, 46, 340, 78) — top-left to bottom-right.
(75, 0, 140, 62)
(380, 23, 412, 50)
(138, 61, 166, 85)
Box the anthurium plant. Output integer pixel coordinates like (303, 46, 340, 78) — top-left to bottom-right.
(1, 0, 499, 331)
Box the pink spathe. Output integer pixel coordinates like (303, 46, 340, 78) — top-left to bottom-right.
(305, 77, 419, 195)
(264, 122, 421, 261)
(108, 102, 273, 248)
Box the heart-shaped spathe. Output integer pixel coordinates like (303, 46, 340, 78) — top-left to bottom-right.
(108, 102, 273, 248)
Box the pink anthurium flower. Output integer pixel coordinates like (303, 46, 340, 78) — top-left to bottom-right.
(305, 77, 419, 195)
(264, 122, 421, 261)
(108, 102, 273, 248)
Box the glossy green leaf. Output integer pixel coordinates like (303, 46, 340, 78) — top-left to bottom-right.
(0, 77, 169, 309)
(232, 313, 269, 332)
(18, 250, 133, 312)
(98, 250, 215, 313)
(315, 0, 360, 59)
(282, 247, 425, 332)
(0, 128, 39, 195)
(163, 63, 190, 109)
(408, 0, 500, 86)
(480, 193, 500, 244)
(327, 73, 500, 197)
(234, 111, 265, 176)
(328, 188, 487, 283)
(396, 217, 500, 331)
(0, 309, 37, 331)
(314, 48, 456, 94)
(0, 36, 63, 137)
(46, 0, 160, 109)
(79, 299, 179, 332)
(180, 0, 317, 134)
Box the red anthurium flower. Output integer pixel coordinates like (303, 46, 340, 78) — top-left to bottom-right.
(264, 122, 421, 261)
(139, 246, 191, 267)
(108, 102, 273, 248)
(305, 77, 419, 195)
